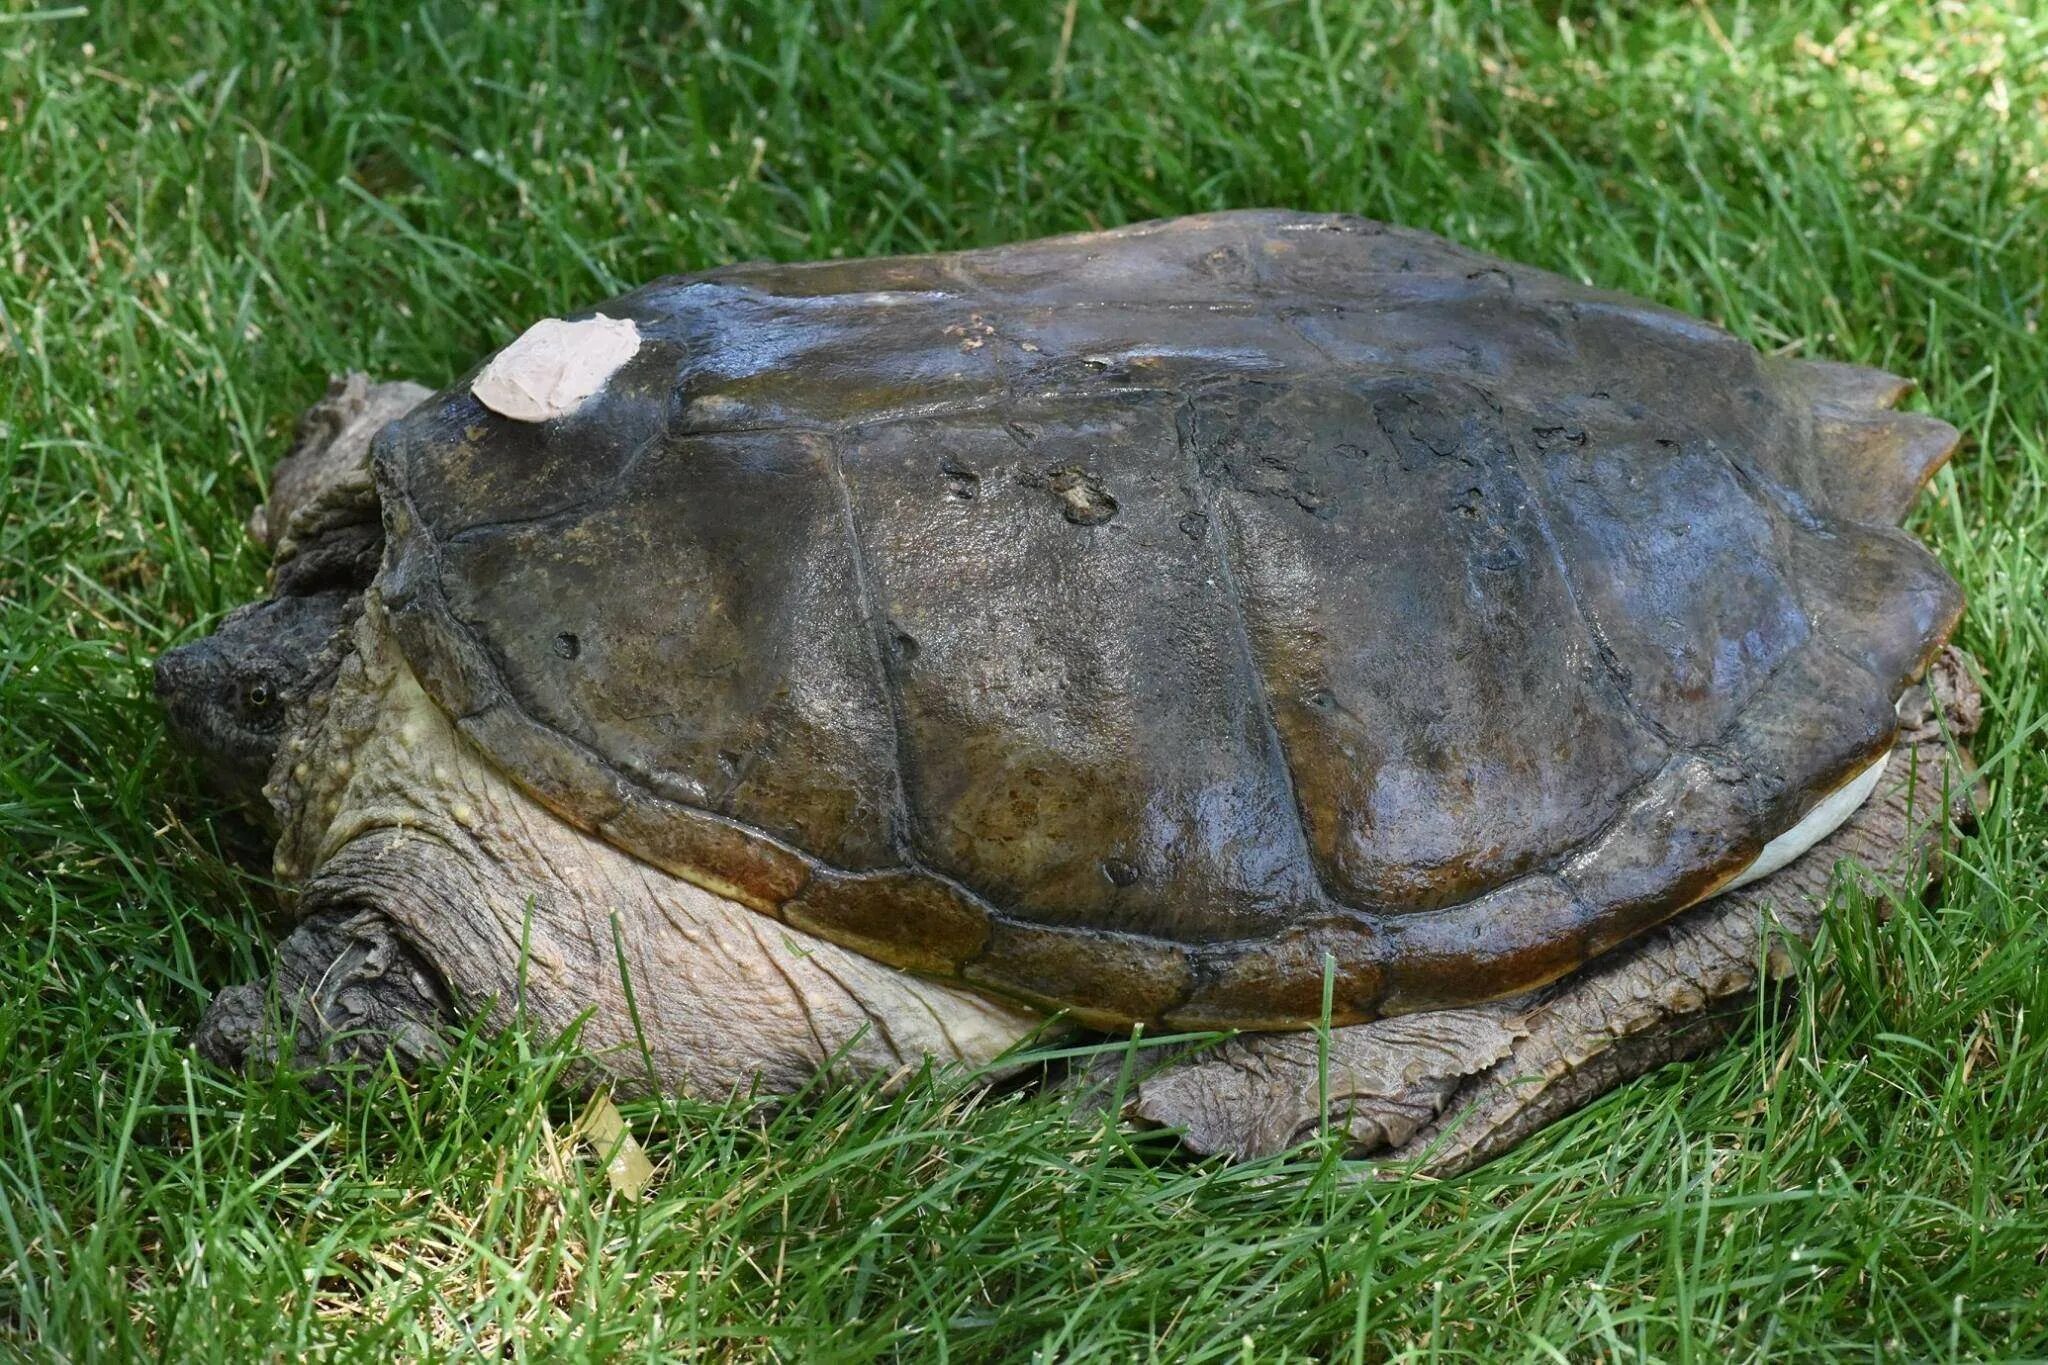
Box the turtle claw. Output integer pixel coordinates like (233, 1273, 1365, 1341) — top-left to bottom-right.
(196, 909, 453, 1085)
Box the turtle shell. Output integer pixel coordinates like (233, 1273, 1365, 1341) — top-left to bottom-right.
(372, 211, 1962, 1030)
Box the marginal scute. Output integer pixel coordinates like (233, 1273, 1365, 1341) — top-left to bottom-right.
(452, 704, 627, 829)
(1810, 409, 1961, 526)
(1713, 645, 1899, 837)
(1554, 756, 1757, 955)
(1723, 749, 1890, 892)
(966, 919, 1193, 1030)
(1175, 920, 1387, 1029)
(1790, 358, 1914, 414)
(1373, 874, 1593, 1016)
(597, 797, 812, 912)
(783, 869, 992, 977)
(1785, 519, 1966, 685)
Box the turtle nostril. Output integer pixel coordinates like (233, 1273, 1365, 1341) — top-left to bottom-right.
(152, 644, 213, 720)
(152, 650, 188, 700)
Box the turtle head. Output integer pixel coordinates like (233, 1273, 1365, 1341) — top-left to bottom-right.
(155, 591, 355, 811)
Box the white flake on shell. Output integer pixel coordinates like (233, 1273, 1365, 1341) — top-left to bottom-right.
(1720, 749, 1891, 894)
(471, 314, 642, 422)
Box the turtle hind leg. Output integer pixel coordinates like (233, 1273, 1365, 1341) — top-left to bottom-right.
(195, 908, 453, 1084)
(1114, 648, 1983, 1175)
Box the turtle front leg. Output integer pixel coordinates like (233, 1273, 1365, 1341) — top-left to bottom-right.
(195, 909, 453, 1080)
(1114, 648, 1985, 1175)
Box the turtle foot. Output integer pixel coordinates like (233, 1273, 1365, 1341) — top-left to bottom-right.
(196, 908, 453, 1084)
(1095, 647, 1984, 1175)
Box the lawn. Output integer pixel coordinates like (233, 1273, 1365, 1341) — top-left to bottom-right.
(4, 0, 2046, 1358)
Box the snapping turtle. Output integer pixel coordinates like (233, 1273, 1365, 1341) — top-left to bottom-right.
(157, 212, 1982, 1171)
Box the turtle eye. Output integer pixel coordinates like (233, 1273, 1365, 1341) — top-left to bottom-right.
(237, 678, 281, 726)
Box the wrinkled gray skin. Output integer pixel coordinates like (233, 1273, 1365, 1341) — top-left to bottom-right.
(159, 363, 1980, 1174)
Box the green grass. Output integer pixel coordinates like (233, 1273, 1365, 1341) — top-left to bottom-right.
(4, 0, 2046, 1358)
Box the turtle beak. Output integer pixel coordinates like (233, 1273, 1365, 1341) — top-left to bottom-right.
(152, 641, 205, 741)
(153, 637, 220, 761)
